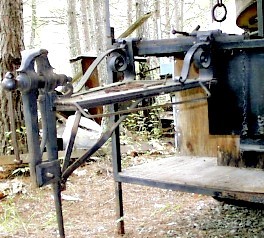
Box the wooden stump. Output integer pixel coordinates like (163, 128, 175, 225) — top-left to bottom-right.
(174, 59, 240, 166)
(70, 54, 103, 124)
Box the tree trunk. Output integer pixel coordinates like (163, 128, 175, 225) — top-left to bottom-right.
(135, 0, 145, 38)
(0, 0, 26, 156)
(29, 0, 37, 49)
(154, 0, 160, 39)
(127, 0, 133, 28)
(164, 0, 170, 38)
(80, 0, 90, 52)
(86, 0, 96, 51)
(67, 0, 81, 74)
(174, 59, 240, 163)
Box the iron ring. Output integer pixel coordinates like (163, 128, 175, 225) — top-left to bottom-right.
(212, 3, 227, 22)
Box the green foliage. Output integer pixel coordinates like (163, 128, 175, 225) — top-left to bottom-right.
(0, 198, 27, 234)
(4, 126, 27, 155)
(123, 106, 164, 140)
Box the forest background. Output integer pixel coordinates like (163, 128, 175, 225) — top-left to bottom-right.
(0, 0, 243, 156)
(23, 0, 242, 77)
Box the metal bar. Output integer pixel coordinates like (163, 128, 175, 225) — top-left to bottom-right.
(41, 92, 64, 238)
(257, 0, 264, 37)
(135, 37, 195, 56)
(73, 48, 119, 93)
(52, 183, 64, 238)
(116, 174, 223, 197)
(62, 111, 81, 173)
(115, 182, 125, 234)
(22, 91, 42, 187)
(134, 36, 264, 57)
(112, 104, 122, 176)
(116, 175, 264, 204)
(134, 35, 242, 56)
(111, 103, 125, 234)
(61, 99, 142, 183)
(56, 79, 211, 110)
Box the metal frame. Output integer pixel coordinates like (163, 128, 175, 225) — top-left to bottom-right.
(3, 20, 264, 236)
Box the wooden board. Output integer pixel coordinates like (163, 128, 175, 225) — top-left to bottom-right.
(119, 156, 264, 194)
(174, 59, 240, 166)
(173, 88, 240, 158)
(0, 149, 88, 165)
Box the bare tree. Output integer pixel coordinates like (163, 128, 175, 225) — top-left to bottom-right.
(29, 0, 37, 48)
(0, 0, 26, 156)
(80, 0, 91, 52)
(127, 0, 133, 28)
(135, 0, 145, 38)
(67, 0, 81, 73)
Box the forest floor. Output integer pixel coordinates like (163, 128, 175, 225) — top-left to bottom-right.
(1, 138, 264, 238)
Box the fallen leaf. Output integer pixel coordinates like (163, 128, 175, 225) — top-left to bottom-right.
(61, 194, 83, 201)
(0, 191, 7, 200)
(73, 169, 87, 177)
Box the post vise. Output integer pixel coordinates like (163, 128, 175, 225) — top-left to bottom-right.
(2, 49, 72, 237)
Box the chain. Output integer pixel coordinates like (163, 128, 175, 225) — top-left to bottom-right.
(241, 51, 248, 137)
(239, 50, 249, 160)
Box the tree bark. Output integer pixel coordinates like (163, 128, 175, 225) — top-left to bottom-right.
(80, 0, 91, 52)
(135, 0, 145, 38)
(0, 0, 26, 155)
(29, 0, 37, 49)
(127, 0, 133, 28)
(67, 0, 81, 74)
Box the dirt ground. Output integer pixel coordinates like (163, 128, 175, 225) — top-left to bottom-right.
(1, 141, 264, 238)
(0, 160, 214, 238)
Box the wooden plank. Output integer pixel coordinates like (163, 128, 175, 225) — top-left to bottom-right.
(119, 156, 264, 194)
(118, 12, 153, 38)
(174, 59, 240, 161)
(0, 149, 88, 165)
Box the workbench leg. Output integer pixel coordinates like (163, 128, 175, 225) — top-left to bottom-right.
(111, 105, 125, 235)
(115, 181, 125, 234)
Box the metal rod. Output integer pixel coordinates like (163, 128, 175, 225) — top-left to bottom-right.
(73, 48, 120, 93)
(62, 111, 81, 173)
(72, 89, 210, 119)
(61, 99, 142, 183)
(115, 182, 125, 234)
(112, 103, 125, 234)
(41, 92, 65, 238)
(22, 91, 42, 187)
(53, 182, 65, 238)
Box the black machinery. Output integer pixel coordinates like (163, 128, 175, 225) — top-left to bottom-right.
(3, 0, 264, 237)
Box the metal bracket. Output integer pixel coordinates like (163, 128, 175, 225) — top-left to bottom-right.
(36, 160, 61, 187)
(178, 30, 221, 83)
